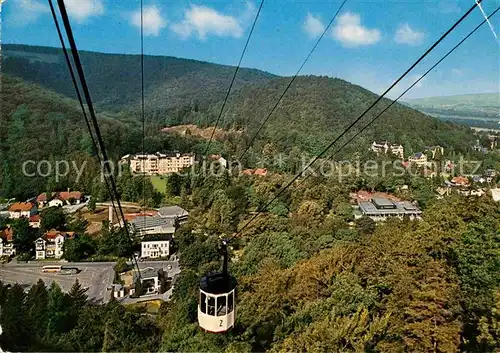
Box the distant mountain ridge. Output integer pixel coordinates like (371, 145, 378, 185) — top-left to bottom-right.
(2, 44, 479, 158)
(405, 93, 500, 119)
(2, 44, 277, 112)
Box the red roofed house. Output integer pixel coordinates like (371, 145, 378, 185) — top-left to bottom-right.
(241, 169, 254, 176)
(253, 168, 268, 177)
(241, 168, 268, 177)
(48, 191, 84, 207)
(8, 202, 37, 219)
(451, 176, 470, 187)
(0, 227, 16, 257)
(37, 192, 56, 208)
(35, 230, 77, 260)
(30, 215, 41, 228)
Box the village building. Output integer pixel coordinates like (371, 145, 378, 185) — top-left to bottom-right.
(208, 154, 228, 168)
(8, 202, 37, 219)
(47, 191, 84, 207)
(121, 152, 195, 175)
(408, 152, 428, 166)
(370, 141, 404, 159)
(0, 227, 16, 257)
(35, 230, 76, 260)
(356, 197, 422, 222)
(484, 169, 497, 183)
(29, 215, 41, 228)
(134, 267, 161, 295)
(130, 216, 176, 237)
(158, 205, 189, 223)
(36, 192, 56, 208)
(141, 237, 171, 259)
(450, 176, 470, 187)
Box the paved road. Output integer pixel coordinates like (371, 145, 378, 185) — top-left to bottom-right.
(62, 202, 88, 214)
(0, 260, 180, 304)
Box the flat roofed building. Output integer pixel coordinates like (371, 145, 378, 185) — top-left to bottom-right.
(130, 215, 176, 237)
(158, 205, 189, 223)
(357, 197, 422, 222)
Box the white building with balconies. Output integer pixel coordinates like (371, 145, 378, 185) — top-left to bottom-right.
(35, 230, 76, 260)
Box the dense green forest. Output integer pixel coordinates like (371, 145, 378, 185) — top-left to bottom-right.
(2, 44, 276, 113)
(0, 45, 483, 200)
(208, 76, 478, 159)
(0, 72, 481, 201)
(0, 44, 499, 352)
(3, 45, 478, 156)
(0, 76, 209, 200)
(1, 172, 499, 352)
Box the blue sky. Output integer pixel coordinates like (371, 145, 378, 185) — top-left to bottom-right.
(2, 0, 499, 99)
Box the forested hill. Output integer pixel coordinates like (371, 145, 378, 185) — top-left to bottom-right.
(0, 76, 205, 199)
(2, 45, 478, 158)
(2, 44, 276, 112)
(205, 76, 477, 156)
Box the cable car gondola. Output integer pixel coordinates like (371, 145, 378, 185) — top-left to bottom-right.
(198, 240, 237, 333)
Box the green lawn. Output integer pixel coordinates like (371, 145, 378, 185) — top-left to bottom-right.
(150, 175, 166, 194)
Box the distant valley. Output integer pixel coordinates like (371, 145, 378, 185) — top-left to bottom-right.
(405, 93, 499, 129)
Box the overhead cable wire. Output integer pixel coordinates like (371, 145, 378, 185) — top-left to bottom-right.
(54, 0, 141, 277)
(475, 0, 500, 44)
(303, 5, 500, 184)
(238, 0, 348, 161)
(203, 0, 265, 157)
(231, 0, 483, 239)
(47, 0, 121, 230)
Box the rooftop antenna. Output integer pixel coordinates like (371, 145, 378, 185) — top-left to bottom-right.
(475, 0, 500, 44)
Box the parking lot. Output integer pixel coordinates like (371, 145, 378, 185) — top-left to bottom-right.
(0, 260, 180, 304)
(0, 262, 114, 304)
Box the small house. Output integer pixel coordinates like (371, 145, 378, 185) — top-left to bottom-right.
(8, 202, 37, 219)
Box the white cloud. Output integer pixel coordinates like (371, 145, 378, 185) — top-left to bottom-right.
(451, 68, 463, 76)
(63, 0, 104, 23)
(131, 5, 167, 36)
(8, 0, 49, 26)
(171, 5, 243, 40)
(395, 23, 424, 45)
(303, 13, 325, 38)
(332, 12, 381, 47)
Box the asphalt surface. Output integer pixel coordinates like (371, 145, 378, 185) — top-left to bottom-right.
(0, 260, 180, 304)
